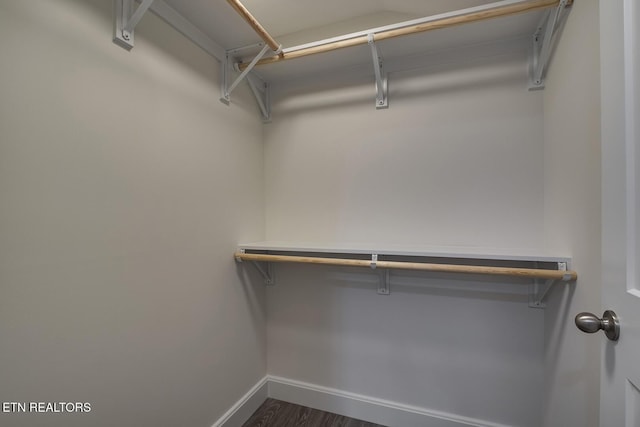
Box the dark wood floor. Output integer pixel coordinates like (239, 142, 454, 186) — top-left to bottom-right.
(242, 399, 387, 427)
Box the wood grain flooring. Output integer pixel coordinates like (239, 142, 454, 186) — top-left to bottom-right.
(242, 399, 387, 427)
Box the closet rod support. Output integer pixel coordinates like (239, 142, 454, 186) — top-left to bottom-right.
(236, 250, 274, 285)
(367, 34, 389, 109)
(378, 269, 390, 295)
(251, 260, 275, 285)
(113, 0, 155, 50)
(529, 0, 571, 89)
(529, 262, 569, 308)
(221, 44, 271, 104)
(529, 279, 555, 308)
(246, 74, 271, 122)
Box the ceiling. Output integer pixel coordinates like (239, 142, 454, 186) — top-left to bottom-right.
(161, 0, 544, 82)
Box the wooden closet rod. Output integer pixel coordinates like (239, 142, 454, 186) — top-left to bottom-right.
(234, 252, 578, 281)
(226, 0, 283, 55)
(238, 0, 572, 70)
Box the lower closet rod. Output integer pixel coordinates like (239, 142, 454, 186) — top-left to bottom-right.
(234, 252, 577, 281)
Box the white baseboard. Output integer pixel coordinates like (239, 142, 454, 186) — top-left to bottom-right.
(213, 375, 512, 427)
(211, 376, 268, 427)
(266, 376, 512, 427)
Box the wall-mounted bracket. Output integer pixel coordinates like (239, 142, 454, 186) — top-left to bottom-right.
(251, 260, 275, 285)
(378, 269, 390, 295)
(529, 261, 569, 308)
(236, 249, 274, 285)
(220, 44, 271, 104)
(246, 73, 271, 122)
(529, 279, 554, 308)
(528, 0, 571, 90)
(367, 34, 389, 109)
(369, 254, 390, 295)
(113, 0, 156, 50)
(220, 43, 272, 120)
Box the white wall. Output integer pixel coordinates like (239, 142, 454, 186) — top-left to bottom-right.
(0, 1, 265, 426)
(266, 47, 545, 249)
(541, 0, 602, 426)
(264, 44, 547, 426)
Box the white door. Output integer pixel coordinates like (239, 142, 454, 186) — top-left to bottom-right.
(599, 0, 640, 425)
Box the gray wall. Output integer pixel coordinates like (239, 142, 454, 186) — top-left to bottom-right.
(263, 45, 547, 427)
(0, 1, 266, 426)
(541, 0, 602, 425)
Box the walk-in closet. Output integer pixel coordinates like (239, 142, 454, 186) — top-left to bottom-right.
(1, 1, 637, 426)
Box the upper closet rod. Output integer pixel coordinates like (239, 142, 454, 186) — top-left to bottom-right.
(238, 0, 572, 70)
(226, 0, 283, 56)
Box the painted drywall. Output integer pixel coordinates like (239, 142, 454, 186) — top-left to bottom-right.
(265, 47, 545, 249)
(540, 0, 602, 426)
(0, 1, 265, 426)
(263, 44, 547, 426)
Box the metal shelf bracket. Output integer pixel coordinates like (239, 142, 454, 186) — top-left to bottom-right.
(367, 34, 389, 109)
(236, 249, 274, 285)
(246, 73, 272, 122)
(378, 269, 390, 295)
(529, 279, 554, 308)
(369, 254, 390, 295)
(113, 0, 156, 50)
(220, 45, 271, 102)
(529, 0, 571, 90)
(529, 261, 569, 308)
(370, 253, 378, 269)
(220, 47, 273, 121)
